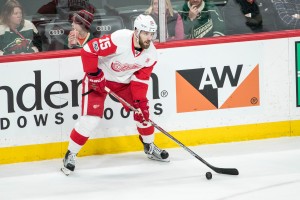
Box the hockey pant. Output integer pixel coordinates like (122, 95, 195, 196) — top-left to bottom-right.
(68, 80, 154, 153)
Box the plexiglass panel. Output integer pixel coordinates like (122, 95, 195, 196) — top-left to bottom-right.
(0, 0, 298, 55)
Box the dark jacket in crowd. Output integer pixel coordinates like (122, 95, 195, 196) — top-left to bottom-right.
(236, 0, 260, 17)
(235, 0, 262, 27)
(180, 1, 225, 39)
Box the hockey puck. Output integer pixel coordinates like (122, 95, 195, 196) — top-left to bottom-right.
(206, 172, 212, 180)
(161, 150, 169, 159)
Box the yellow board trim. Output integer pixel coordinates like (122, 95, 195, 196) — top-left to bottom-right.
(1, 120, 299, 164)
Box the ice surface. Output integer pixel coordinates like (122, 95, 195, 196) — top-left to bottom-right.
(0, 137, 300, 200)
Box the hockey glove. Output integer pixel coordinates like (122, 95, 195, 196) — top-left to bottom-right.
(133, 99, 150, 124)
(87, 69, 106, 93)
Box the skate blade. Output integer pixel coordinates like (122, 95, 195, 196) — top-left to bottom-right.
(147, 155, 170, 162)
(61, 167, 71, 176)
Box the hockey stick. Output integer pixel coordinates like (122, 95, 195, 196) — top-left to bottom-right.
(104, 87, 239, 176)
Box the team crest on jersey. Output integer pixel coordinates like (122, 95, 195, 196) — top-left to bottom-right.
(3, 38, 31, 54)
(111, 61, 141, 72)
(93, 41, 99, 52)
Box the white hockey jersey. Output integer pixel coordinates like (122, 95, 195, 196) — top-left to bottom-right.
(81, 29, 158, 100)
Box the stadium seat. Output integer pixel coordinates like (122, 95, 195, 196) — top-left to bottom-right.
(36, 21, 72, 51)
(114, 5, 148, 29)
(129, 14, 139, 30)
(31, 14, 58, 27)
(91, 16, 125, 37)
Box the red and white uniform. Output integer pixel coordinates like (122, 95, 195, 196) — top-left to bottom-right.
(67, 15, 161, 155)
(81, 29, 157, 117)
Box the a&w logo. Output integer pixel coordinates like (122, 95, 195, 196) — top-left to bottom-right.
(176, 64, 260, 113)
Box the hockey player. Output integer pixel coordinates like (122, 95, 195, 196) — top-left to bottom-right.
(61, 14, 169, 175)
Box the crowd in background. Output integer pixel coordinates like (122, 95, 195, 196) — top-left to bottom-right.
(0, 0, 300, 55)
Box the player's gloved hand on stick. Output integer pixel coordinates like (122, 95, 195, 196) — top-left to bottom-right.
(133, 99, 150, 124)
(87, 69, 106, 93)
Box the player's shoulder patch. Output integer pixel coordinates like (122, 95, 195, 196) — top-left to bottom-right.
(92, 40, 99, 52)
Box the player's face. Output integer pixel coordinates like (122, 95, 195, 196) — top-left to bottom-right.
(139, 31, 155, 49)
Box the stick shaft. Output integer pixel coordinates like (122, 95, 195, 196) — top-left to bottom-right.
(104, 87, 239, 175)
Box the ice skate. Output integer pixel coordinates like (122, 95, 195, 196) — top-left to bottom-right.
(139, 136, 170, 162)
(61, 150, 77, 176)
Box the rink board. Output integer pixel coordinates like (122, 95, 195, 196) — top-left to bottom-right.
(1, 35, 300, 164)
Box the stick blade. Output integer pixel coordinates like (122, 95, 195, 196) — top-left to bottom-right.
(213, 167, 239, 175)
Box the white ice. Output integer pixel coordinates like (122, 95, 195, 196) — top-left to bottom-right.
(0, 137, 300, 200)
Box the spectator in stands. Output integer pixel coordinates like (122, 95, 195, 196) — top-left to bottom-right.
(0, 0, 42, 55)
(235, 0, 262, 30)
(37, 0, 96, 20)
(273, 0, 300, 29)
(179, 0, 225, 39)
(145, 0, 184, 41)
(66, 9, 94, 49)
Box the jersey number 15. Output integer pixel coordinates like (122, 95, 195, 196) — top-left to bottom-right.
(99, 37, 111, 50)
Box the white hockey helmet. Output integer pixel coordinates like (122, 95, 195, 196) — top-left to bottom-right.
(134, 14, 157, 38)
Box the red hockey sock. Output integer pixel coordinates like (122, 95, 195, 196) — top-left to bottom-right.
(70, 129, 89, 146)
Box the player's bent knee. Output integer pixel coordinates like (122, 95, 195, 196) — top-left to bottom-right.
(75, 115, 101, 137)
